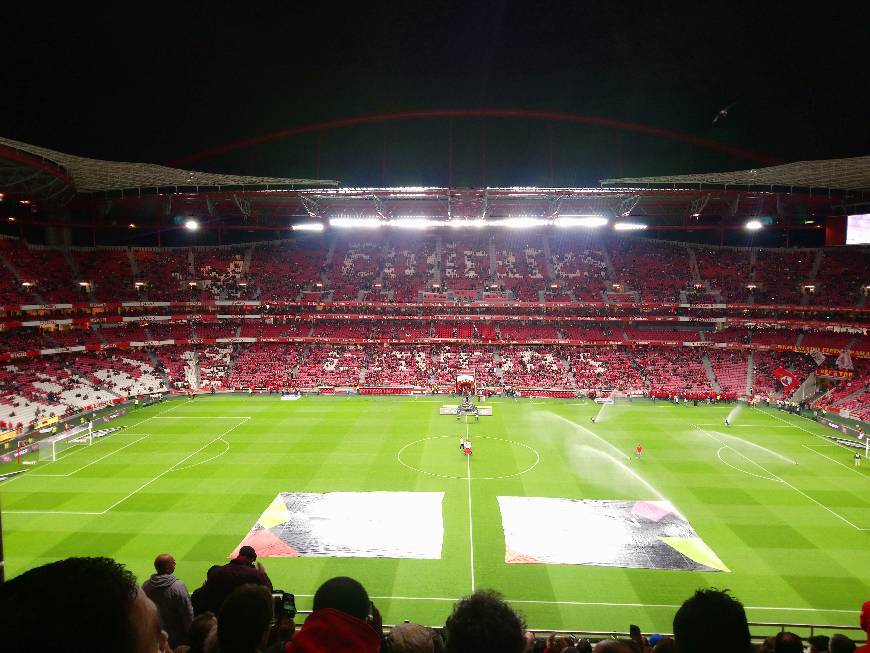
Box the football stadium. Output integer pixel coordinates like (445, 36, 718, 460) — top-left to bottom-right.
(2, 7, 870, 652)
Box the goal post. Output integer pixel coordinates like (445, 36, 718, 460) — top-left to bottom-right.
(38, 422, 93, 463)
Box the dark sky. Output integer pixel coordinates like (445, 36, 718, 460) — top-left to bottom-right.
(5, 2, 870, 187)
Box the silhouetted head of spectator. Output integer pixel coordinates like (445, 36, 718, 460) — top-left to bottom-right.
(389, 622, 436, 653)
(828, 634, 856, 653)
(0, 556, 162, 653)
(445, 589, 526, 653)
(188, 610, 218, 653)
(237, 545, 257, 563)
(575, 640, 592, 653)
(673, 588, 751, 653)
(774, 631, 804, 653)
(591, 640, 634, 653)
(217, 584, 273, 653)
(154, 553, 176, 575)
(312, 576, 370, 620)
(807, 635, 830, 653)
(651, 636, 675, 653)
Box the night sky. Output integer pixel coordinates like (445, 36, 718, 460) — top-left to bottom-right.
(5, 2, 869, 188)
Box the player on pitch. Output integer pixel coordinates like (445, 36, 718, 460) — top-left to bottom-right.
(635, 443, 643, 460)
(464, 439, 472, 456)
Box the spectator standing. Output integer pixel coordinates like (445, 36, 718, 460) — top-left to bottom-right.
(200, 545, 272, 614)
(142, 553, 194, 648)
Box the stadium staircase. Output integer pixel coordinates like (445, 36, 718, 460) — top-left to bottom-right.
(92, 325, 109, 346)
(687, 247, 702, 283)
(146, 347, 173, 389)
(746, 248, 758, 304)
(190, 349, 201, 390)
(746, 352, 756, 394)
(63, 250, 95, 302)
(795, 333, 805, 346)
(701, 354, 723, 393)
(831, 383, 870, 407)
(541, 235, 557, 279)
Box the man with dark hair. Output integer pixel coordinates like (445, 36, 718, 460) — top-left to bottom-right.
(774, 631, 804, 653)
(445, 589, 526, 653)
(201, 545, 273, 614)
(273, 576, 381, 653)
(142, 553, 194, 648)
(829, 634, 857, 653)
(217, 584, 274, 653)
(672, 588, 751, 653)
(0, 556, 164, 653)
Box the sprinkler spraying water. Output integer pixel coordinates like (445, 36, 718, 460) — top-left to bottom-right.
(724, 403, 743, 428)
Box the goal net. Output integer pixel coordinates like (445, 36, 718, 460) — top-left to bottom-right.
(38, 423, 93, 462)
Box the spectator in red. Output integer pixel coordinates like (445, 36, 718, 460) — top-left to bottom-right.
(269, 576, 381, 653)
(856, 601, 870, 653)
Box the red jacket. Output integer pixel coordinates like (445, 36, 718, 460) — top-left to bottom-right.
(284, 608, 381, 653)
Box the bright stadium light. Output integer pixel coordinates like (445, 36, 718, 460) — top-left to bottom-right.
(449, 219, 487, 228)
(494, 217, 549, 229)
(613, 222, 647, 231)
(554, 216, 609, 228)
(184, 219, 200, 231)
(292, 222, 325, 232)
(745, 219, 763, 231)
(329, 217, 382, 229)
(389, 218, 443, 229)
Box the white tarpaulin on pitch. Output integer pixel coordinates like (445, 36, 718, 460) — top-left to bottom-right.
(233, 491, 445, 559)
(498, 496, 728, 572)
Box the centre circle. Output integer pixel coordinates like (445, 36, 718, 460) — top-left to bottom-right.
(397, 434, 540, 480)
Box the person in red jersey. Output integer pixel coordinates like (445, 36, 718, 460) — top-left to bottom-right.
(635, 444, 643, 460)
(856, 600, 870, 653)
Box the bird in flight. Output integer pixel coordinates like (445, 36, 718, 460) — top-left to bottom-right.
(712, 102, 738, 124)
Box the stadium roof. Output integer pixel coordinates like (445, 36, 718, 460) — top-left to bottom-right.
(602, 155, 870, 193)
(0, 136, 338, 201)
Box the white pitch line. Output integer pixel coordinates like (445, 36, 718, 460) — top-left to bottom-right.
(753, 407, 858, 455)
(294, 593, 857, 615)
(465, 415, 475, 593)
(802, 445, 870, 480)
(5, 417, 250, 516)
(695, 424, 868, 531)
(99, 417, 250, 514)
(29, 433, 155, 477)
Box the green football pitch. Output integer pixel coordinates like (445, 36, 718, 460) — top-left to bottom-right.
(2, 395, 868, 633)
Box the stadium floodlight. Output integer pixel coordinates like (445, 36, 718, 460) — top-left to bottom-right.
(613, 222, 647, 231)
(21, 281, 32, 287)
(329, 217, 382, 229)
(389, 218, 443, 229)
(7, 216, 15, 222)
(128, 223, 136, 228)
(745, 219, 763, 231)
(184, 219, 200, 231)
(554, 216, 609, 228)
(496, 217, 549, 229)
(450, 219, 487, 228)
(292, 222, 325, 232)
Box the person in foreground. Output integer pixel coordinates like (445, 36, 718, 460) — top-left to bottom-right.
(200, 545, 273, 614)
(444, 589, 526, 653)
(672, 588, 751, 653)
(856, 600, 870, 653)
(143, 553, 195, 648)
(215, 584, 275, 653)
(0, 556, 166, 653)
(267, 575, 381, 653)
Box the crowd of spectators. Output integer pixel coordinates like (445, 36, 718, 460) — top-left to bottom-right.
(1, 552, 866, 653)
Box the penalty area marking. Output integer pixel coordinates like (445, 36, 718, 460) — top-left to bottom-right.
(802, 444, 870, 480)
(694, 424, 870, 531)
(396, 435, 541, 481)
(5, 417, 250, 516)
